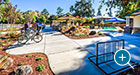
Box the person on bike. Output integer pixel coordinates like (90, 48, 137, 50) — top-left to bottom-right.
(24, 23, 29, 34)
(32, 22, 38, 32)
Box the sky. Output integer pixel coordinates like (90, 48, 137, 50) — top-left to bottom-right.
(10, 0, 117, 17)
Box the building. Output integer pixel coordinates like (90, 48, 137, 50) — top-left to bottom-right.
(93, 16, 113, 24)
(52, 14, 76, 25)
(125, 8, 140, 33)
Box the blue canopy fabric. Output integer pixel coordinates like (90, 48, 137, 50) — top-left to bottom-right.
(104, 17, 126, 23)
(38, 23, 42, 26)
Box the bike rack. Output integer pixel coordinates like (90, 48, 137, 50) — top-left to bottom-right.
(88, 39, 139, 75)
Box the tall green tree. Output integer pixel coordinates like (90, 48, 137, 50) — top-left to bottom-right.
(100, 0, 140, 17)
(41, 8, 49, 15)
(25, 14, 32, 24)
(97, 5, 102, 16)
(0, 0, 9, 5)
(3, 3, 20, 24)
(35, 10, 39, 13)
(70, 0, 95, 17)
(29, 13, 37, 23)
(39, 15, 46, 24)
(3, 3, 20, 30)
(56, 7, 63, 16)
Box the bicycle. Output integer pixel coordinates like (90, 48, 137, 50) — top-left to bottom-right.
(18, 26, 43, 44)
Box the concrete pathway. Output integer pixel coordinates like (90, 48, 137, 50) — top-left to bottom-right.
(6, 27, 140, 75)
(6, 27, 104, 75)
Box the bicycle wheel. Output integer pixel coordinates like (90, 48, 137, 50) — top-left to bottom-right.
(18, 35, 28, 44)
(33, 34, 43, 43)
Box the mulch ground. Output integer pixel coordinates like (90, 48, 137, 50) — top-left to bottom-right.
(0, 34, 54, 75)
(0, 50, 54, 75)
(64, 34, 109, 39)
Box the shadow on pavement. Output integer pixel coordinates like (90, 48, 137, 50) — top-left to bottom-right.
(57, 31, 140, 75)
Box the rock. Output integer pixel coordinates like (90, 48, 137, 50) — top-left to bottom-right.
(14, 65, 33, 75)
(0, 55, 13, 70)
(65, 27, 77, 34)
(2, 58, 13, 69)
(89, 31, 96, 35)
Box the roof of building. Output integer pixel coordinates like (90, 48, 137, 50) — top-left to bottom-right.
(125, 8, 140, 17)
(93, 16, 113, 19)
(58, 14, 75, 20)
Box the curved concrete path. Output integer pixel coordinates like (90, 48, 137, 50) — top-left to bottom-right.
(6, 27, 104, 75)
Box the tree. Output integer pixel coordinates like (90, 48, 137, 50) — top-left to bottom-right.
(25, 14, 32, 24)
(41, 8, 49, 15)
(3, 3, 20, 30)
(117, 1, 140, 17)
(56, 7, 63, 16)
(24, 10, 32, 14)
(100, 0, 140, 17)
(39, 15, 46, 24)
(0, 0, 9, 5)
(96, 5, 102, 16)
(70, 0, 95, 17)
(35, 10, 39, 13)
(17, 14, 25, 24)
(97, 10, 102, 16)
(29, 13, 37, 23)
(108, 9, 113, 17)
(48, 15, 58, 24)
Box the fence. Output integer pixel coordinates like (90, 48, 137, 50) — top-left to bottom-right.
(0, 24, 24, 31)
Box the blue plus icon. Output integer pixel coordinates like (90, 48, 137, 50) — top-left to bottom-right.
(119, 54, 126, 61)
(114, 49, 134, 69)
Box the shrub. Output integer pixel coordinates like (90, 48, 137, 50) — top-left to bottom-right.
(75, 33, 84, 36)
(36, 65, 45, 72)
(1, 40, 5, 43)
(36, 57, 43, 61)
(8, 42, 11, 44)
(2, 43, 6, 46)
(0, 46, 4, 49)
(98, 31, 103, 35)
(118, 30, 124, 33)
(5, 38, 11, 42)
(26, 54, 32, 57)
(18, 62, 24, 66)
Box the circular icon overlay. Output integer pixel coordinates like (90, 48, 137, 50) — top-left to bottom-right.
(114, 49, 131, 66)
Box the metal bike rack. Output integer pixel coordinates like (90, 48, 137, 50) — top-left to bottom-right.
(88, 39, 138, 75)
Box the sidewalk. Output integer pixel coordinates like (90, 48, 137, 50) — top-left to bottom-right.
(6, 27, 104, 75)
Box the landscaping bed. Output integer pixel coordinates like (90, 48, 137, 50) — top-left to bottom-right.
(64, 33, 109, 39)
(0, 51, 54, 75)
(0, 32, 54, 75)
(0, 32, 18, 51)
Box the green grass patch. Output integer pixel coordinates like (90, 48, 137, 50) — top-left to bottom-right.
(36, 65, 45, 72)
(36, 57, 43, 61)
(18, 62, 24, 66)
(26, 54, 32, 57)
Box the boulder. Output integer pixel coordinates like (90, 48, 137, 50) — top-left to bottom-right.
(0, 55, 13, 70)
(89, 31, 96, 35)
(65, 27, 77, 34)
(14, 65, 33, 75)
